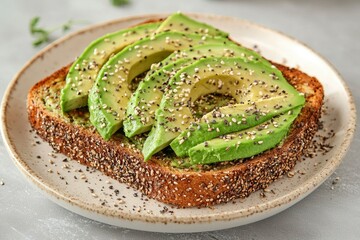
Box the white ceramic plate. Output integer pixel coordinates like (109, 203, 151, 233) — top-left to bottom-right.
(1, 13, 356, 233)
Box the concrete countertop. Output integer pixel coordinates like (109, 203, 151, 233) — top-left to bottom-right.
(0, 0, 359, 239)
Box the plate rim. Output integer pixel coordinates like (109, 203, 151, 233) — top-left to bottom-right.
(1, 12, 357, 227)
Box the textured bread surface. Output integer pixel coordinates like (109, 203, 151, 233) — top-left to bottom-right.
(27, 62, 324, 207)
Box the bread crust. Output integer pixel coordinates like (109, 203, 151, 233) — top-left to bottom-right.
(27, 62, 323, 208)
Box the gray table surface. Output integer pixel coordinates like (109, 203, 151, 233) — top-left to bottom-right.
(0, 0, 359, 239)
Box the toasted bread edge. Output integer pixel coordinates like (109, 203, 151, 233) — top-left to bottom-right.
(27, 63, 323, 208)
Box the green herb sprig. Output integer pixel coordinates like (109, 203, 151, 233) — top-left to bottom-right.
(111, 0, 130, 6)
(29, 17, 81, 47)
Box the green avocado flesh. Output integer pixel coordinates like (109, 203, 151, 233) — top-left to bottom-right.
(61, 13, 229, 113)
(142, 57, 305, 160)
(88, 32, 232, 140)
(156, 12, 228, 38)
(123, 59, 189, 137)
(60, 22, 160, 112)
(171, 95, 304, 157)
(187, 106, 302, 165)
(59, 13, 306, 166)
(123, 43, 271, 138)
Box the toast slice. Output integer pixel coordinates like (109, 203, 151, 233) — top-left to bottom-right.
(27, 62, 323, 208)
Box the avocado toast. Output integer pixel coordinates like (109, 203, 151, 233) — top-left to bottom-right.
(27, 13, 324, 207)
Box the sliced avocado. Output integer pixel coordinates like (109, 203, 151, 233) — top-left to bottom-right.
(123, 59, 189, 137)
(171, 95, 304, 157)
(123, 43, 271, 138)
(156, 12, 228, 37)
(61, 22, 160, 112)
(187, 106, 302, 165)
(88, 32, 232, 140)
(142, 57, 305, 160)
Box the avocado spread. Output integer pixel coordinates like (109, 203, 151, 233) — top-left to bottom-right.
(60, 12, 305, 167)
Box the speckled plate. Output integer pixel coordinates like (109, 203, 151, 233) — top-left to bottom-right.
(1, 13, 356, 233)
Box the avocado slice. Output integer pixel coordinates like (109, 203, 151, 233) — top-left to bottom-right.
(61, 13, 229, 112)
(171, 95, 304, 157)
(123, 43, 271, 138)
(187, 106, 302, 165)
(88, 32, 233, 140)
(60, 22, 160, 112)
(123, 59, 189, 137)
(142, 57, 305, 160)
(156, 12, 228, 38)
